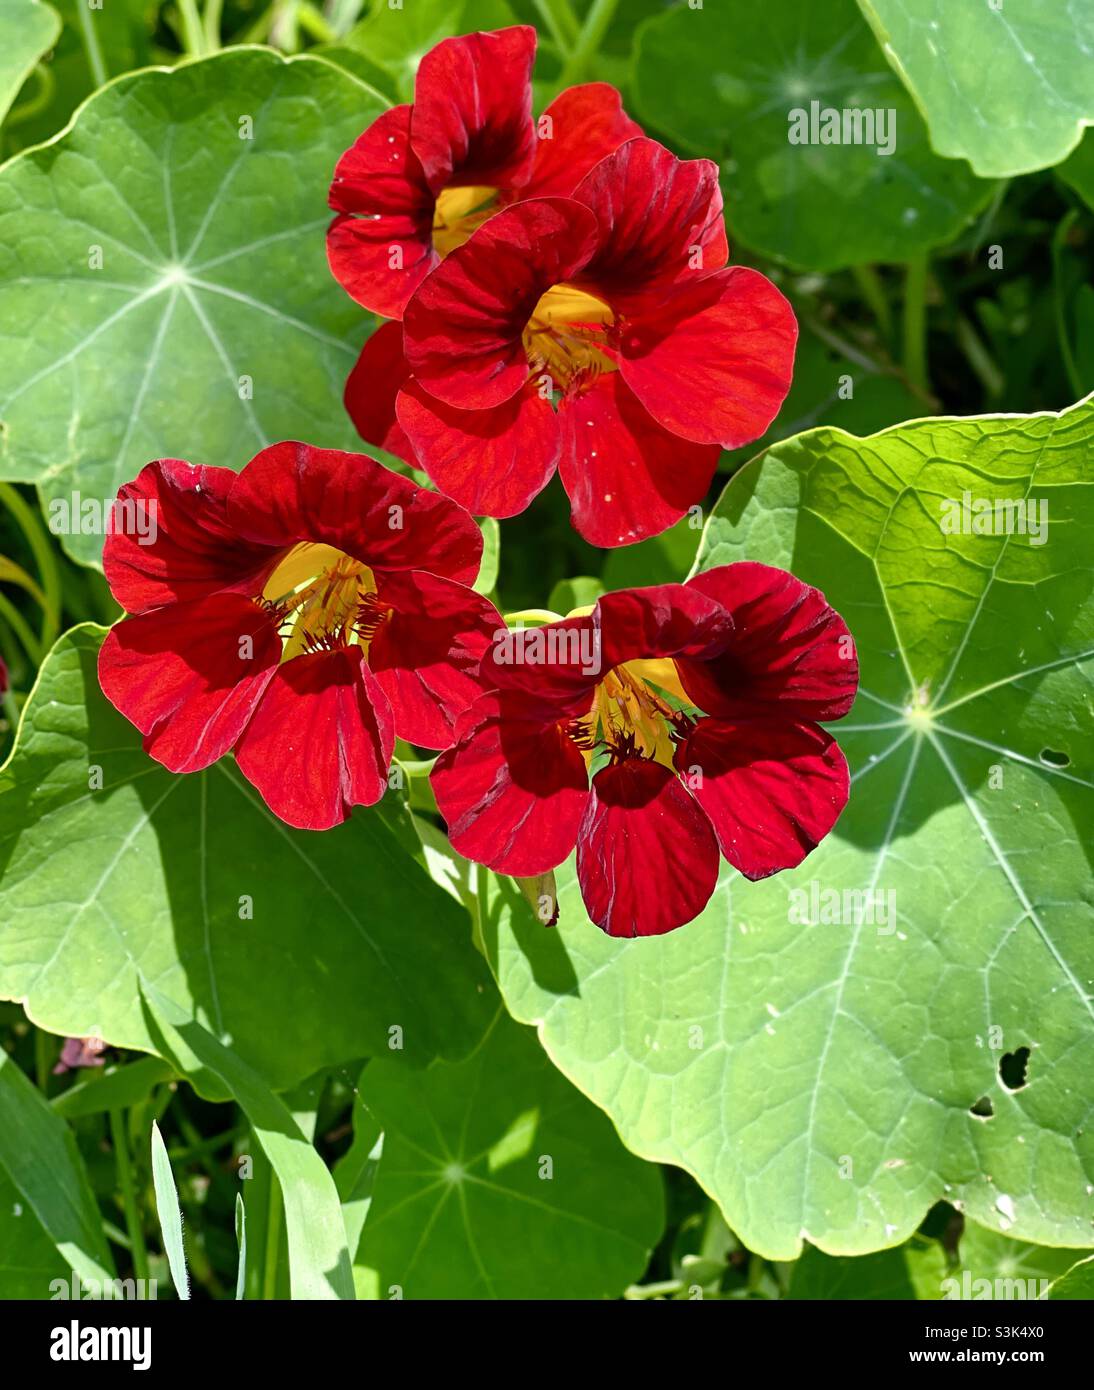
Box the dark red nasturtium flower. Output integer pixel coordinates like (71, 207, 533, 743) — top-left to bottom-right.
(98, 443, 502, 831)
(346, 136, 797, 548)
(431, 563, 858, 938)
(0, 653, 7, 696)
(327, 24, 643, 319)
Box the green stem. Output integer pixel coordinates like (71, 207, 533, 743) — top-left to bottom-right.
(297, 1, 336, 42)
(1, 689, 21, 736)
(398, 757, 437, 777)
(1052, 210, 1084, 401)
(177, 0, 207, 55)
(262, 1176, 282, 1299)
(109, 1109, 150, 1285)
(75, 2, 108, 87)
(6, 64, 56, 127)
(202, 0, 224, 51)
(533, 0, 581, 54)
(503, 608, 563, 626)
(0, 483, 62, 652)
(851, 264, 893, 344)
(955, 312, 1004, 401)
(902, 254, 930, 394)
(34, 1029, 52, 1092)
(557, 0, 620, 87)
(0, 592, 42, 665)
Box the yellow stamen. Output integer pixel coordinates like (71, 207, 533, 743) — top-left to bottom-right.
(260, 542, 381, 661)
(432, 185, 499, 257)
(522, 284, 617, 390)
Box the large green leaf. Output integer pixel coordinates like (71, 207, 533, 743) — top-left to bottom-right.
(0, 47, 384, 567)
(0, 1045, 114, 1288)
(0, 626, 495, 1089)
(486, 393, 1094, 1259)
(1048, 1253, 1094, 1299)
(0, 0, 60, 126)
(632, 0, 992, 270)
(789, 1236, 945, 1299)
(355, 1009, 665, 1298)
(858, 0, 1094, 179)
(145, 989, 354, 1300)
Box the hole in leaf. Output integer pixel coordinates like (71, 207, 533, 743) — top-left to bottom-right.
(999, 1045, 1030, 1091)
(1039, 747, 1070, 768)
(970, 1096, 994, 1118)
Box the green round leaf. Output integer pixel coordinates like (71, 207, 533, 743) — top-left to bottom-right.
(355, 1010, 665, 1299)
(858, 0, 1094, 179)
(0, 626, 495, 1088)
(0, 47, 384, 567)
(632, 0, 993, 270)
(486, 394, 1094, 1259)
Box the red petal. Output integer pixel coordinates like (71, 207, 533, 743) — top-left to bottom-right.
(344, 322, 415, 462)
(674, 717, 849, 879)
(234, 647, 394, 830)
(522, 84, 644, 199)
(431, 692, 589, 877)
(327, 105, 438, 319)
(97, 593, 281, 773)
(402, 196, 599, 409)
(680, 562, 858, 721)
(618, 266, 797, 448)
(410, 26, 537, 189)
(227, 441, 482, 585)
(574, 137, 728, 296)
(396, 377, 560, 517)
(577, 756, 719, 937)
(558, 373, 718, 547)
(103, 459, 275, 615)
(369, 569, 504, 749)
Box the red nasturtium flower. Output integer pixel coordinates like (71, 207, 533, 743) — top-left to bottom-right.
(432, 563, 858, 938)
(98, 443, 501, 831)
(327, 25, 643, 319)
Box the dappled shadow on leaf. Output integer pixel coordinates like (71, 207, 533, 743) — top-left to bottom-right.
(480, 873, 580, 1000)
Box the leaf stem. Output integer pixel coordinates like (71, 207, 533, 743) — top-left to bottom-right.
(902, 253, 930, 394)
(533, 0, 581, 55)
(851, 264, 893, 344)
(503, 608, 563, 627)
(0, 483, 62, 652)
(110, 1109, 151, 1285)
(176, 0, 207, 55)
(75, 3, 108, 87)
(557, 0, 620, 86)
(202, 0, 224, 51)
(0, 591, 42, 665)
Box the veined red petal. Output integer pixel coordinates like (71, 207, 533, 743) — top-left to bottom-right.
(618, 266, 797, 448)
(402, 197, 599, 410)
(410, 26, 537, 189)
(98, 593, 281, 773)
(234, 647, 394, 831)
(103, 459, 275, 615)
(674, 717, 849, 879)
(226, 442, 482, 585)
(680, 562, 858, 721)
(369, 569, 504, 749)
(558, 373, 719, 547)
(577, 756, 719, 937)
(396, 377, 560, 517)
(327, 105, 438, 319)
(522, 84, 644, 199)
(574, 137, 728, 295)
(431, 691, 589, 877)
(344, 322, 415, 462)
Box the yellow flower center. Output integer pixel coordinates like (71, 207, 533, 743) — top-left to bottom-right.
(522, 284, 617, 392)
(571, 658, 690, 768)
(261, 542, 387, 661)
(432, 185, 500, 257)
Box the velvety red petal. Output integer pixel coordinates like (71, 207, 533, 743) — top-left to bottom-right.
(558, 373, 719, 547)
(674, 717, 849, 879)
(402, 196, 599, 410)
(234, 647, 394, 831)
(97, 593, 282, 773)
(0, 655, 6, 696)
(344, 322, 415, 462)
(227, 442, 482, 586)
(618, 266, 797, 448)
(410, 26, 537, 190)
(680, 562, 858, 721)
(103, 459, 275, 615)
(522, 84, 644, 199)
(327, 105, 438, 320)
(577, 756, 719, 937)
(396, 377, 560, 517)
(369, 569, 504, 749)
(431, 691, 589, 877)
(574, 137, 728, 296)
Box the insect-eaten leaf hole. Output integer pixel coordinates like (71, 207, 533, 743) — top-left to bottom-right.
(969, 1095, 994, 1119)
(1039, 747, 1070, 768)
(998, 1045, 1030, 1092)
